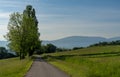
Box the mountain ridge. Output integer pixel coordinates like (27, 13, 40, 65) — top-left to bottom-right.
(42, 36, 120, 48)
(1, 36, 120, 49)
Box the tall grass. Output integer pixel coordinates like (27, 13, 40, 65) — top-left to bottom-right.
(0, 57, 33, 77)
(43, 46, 120, 77)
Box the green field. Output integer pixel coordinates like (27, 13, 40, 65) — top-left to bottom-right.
(42, 45, 120, 77)
(0, 57, 33, 77)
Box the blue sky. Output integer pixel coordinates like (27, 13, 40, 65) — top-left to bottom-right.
(0, 0, 120, 40)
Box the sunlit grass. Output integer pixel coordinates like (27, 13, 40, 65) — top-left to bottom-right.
(0, 57, 33, 77)
(43, 45, 120, 77)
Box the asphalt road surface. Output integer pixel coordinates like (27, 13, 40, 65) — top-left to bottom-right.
(25, 57, 70, 77)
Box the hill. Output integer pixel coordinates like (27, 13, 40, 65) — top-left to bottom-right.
(1, 36, 120, 49)
(42, 45, 120, 77)
(42, 36, 120, 48)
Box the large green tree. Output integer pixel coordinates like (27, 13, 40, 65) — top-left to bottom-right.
(23, 5, 41, 56)
(5, 12, 25, 59)
(5, 5, 41, 59)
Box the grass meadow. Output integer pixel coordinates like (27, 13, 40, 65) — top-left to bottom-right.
(42, 45, 120, 77)
(0, 57, 33, 77)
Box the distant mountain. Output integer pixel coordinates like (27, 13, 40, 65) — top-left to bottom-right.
(42, 36, 120, 49)
(42, 36, 107, 49)
(1, 36, 120, 49)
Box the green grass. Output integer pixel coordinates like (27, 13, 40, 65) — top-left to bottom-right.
(42, 45, 120, 77)
(0, 57, 33, 77)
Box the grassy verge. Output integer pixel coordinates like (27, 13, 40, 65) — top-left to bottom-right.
(43, 46, 120, 77)
(0, 57, 33, 77)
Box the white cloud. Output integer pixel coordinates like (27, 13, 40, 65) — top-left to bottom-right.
(0, 0, 25, 8)
(0, 0, 37, 9)
(38, 16, 120, 40)
(0, 1, 18, 7)
(37, 14, 70, 18)
(0, 12, 11, 19)
(0, 25, 7, 40)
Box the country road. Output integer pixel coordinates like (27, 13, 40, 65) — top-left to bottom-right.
(25, 57, 70, 77)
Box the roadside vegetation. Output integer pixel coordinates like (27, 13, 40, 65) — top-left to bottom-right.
(0, 57, 33, 77)
(42, 45, 120, 77)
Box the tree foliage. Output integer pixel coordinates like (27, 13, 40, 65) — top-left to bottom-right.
(5, 5, 41, 59)
(5, 12, 24, 59)
(23, 5, 41, 56)
(90, 40, 120, 47)
(37, 43, 57, 54)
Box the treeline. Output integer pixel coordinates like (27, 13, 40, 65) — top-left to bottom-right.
(72, 47, 84, 50)
(36, 40, 120, 54)
(90, 40, 120, 47)
(0, 47, 16, 59)
(36, 43, 72, 54)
